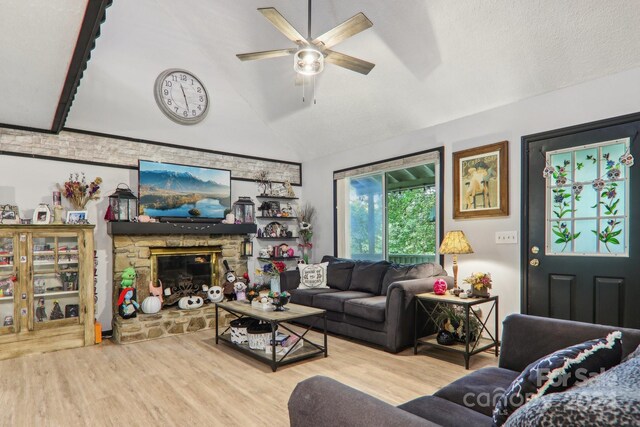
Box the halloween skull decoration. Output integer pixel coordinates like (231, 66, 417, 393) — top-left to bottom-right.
(207, 286, 224, 303)
(555, 176, 567, 185)
(620, 151, 634, 167)
(542, 165, 555, 179)
(178, 295, 203, 310)
(571, 184, 584, 196)
(592, 178, 605, 191)
(607, 168, 621, 180)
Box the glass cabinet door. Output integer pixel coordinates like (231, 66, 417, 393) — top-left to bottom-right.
(0, 236, 16, 332)
(32, 236, 80, 325)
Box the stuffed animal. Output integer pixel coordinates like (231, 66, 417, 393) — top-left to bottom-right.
(118, 287, 139, 319)
(221, 260, 239, 301)
(148, 280, 163, 303)
(178, 295, 203, 310)
(120, 267, 136, 288)
(207, 286, 224, 303)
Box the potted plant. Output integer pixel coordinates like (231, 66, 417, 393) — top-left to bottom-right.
(463, 272, 492, 298)
(434, 305, 482, 344)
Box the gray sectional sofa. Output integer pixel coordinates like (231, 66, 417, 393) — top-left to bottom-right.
(288, 314, 640, 426)
(280, 256, 453, 353)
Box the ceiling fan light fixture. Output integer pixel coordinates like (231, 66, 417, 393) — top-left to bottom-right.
(294, 46, 324, 75)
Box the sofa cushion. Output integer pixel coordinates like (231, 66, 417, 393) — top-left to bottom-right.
(348, 260, 391, 294)
(289, 288, 339, 306)
(298, 262, 329, 289)
(504, 355, 640, 427)
(493, 331, 623, 426)
(321, 256, 355, 290)
(344, 315, 387, 332)
(398, 395, 492, 427)
(381, 262, 445, 295)
(433, 367, 519, 417)
(313, 291, 374, 313)
(344, 296, 387, 323)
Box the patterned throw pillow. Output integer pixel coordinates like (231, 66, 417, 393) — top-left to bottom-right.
(298, 262, 329, 290)
(493, 331, 622, 426)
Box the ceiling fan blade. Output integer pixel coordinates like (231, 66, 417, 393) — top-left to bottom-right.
(258, 7, 307, 45)
(312, 12, 373, 49)
(324, 50, 375, 75)
(236, 48, 296, 62)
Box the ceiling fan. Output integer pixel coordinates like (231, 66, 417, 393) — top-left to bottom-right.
(236, 0, 375, 76)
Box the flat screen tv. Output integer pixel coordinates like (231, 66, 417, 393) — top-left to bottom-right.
(138, 160, 231, 220)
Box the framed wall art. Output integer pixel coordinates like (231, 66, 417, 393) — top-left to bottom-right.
(453, 140, 509, 219)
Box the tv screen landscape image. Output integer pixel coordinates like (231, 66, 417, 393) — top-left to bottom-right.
(138, 160, 231, 219)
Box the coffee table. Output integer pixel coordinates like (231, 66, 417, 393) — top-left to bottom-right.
(215, 301, 327, 372)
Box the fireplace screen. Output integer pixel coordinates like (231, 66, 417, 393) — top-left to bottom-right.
(150, 247, 220, 306)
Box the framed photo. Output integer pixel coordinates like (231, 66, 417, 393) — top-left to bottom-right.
(32, 204, 51, 224)
(0, 205, 20, 224)
(66, 210, 88, 224)
(453, 140, 509, 219)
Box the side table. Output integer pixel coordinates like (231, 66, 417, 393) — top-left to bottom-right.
(414, 292, 499, 369)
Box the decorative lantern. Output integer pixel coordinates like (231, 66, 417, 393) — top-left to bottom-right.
(240, 237, 254, 257)
(232, 197, 255, 223)
(108, 184, 139, 222)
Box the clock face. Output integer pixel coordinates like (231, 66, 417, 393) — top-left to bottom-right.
(154, 69, 209, 125)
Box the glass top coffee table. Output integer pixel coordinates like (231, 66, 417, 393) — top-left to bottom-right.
(215, 300, 327, 372)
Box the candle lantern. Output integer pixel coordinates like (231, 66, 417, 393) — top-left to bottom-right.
(232, 197, 255, 223)
(108, 184, 139, 222)
(240, 237, 254, 257)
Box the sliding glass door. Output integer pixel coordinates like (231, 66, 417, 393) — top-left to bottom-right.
(336, 153, 441, 264)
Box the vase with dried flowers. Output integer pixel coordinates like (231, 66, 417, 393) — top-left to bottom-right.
(463, 272, 492, 298)
(297, 203, 315, 263)
(59, 173, 103, 210)
(261, 260, 286, 293)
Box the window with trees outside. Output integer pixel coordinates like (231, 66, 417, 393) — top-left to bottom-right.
(334, 150, 441, 264)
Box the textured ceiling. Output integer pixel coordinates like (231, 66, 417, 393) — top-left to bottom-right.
(4, 1, 640, 162)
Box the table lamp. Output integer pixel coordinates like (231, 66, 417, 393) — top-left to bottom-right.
(439, 230, 474, 289)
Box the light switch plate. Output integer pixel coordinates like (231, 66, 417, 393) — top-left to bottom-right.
(495, 231, 518, 244)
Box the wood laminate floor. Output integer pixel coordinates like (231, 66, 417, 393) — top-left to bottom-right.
(0, 328, 497, 426)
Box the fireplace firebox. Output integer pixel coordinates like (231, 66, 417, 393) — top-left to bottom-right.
(150, 247, 221, 307)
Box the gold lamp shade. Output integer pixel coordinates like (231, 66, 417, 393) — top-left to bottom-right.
(439, 230, 474, 255)
(439, 231, 473, 289)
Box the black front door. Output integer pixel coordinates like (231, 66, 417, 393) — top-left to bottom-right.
(522, 113, 640, 329)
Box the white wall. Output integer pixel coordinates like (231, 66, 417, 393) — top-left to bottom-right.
(302, 66, 640, 324)
(0, 156, 296, 329)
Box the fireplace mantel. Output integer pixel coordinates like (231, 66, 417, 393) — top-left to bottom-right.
(107, 222, 256, 236)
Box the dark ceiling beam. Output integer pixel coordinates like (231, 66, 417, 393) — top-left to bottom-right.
(50, 0, 113, 133)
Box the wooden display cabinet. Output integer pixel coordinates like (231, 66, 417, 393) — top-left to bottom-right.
(0, 225, 95, 360)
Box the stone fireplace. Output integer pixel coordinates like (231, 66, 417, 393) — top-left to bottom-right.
(108, 223, 255, 344)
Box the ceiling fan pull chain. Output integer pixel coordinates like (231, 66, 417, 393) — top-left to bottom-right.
(313, 75, 317, 105)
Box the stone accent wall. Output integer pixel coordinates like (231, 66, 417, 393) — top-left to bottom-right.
(0, 127, 301, 184)
(112, 234, 246, 344)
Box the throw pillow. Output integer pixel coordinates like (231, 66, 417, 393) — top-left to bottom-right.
(492, 331, 622, 427)
(297, 262, 329, 290)
(504, 355, 640, 426)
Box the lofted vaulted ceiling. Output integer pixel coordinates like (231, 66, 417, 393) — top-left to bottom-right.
(2, 1, 640, 162)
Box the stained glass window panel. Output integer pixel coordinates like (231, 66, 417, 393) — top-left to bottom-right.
(546, 138, 629, 257)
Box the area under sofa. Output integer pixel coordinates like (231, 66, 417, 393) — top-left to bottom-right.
(288, 314, 640, 426)
(279, 256, 453, 353)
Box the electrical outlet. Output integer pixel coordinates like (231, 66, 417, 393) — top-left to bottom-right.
(495, 231, 518, 244)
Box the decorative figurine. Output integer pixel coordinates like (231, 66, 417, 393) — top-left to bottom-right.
(178, 295, 204, 310)
(50, 300, 64, 320)
(234, 281, 247, 301)
(120, 267, 137, 288)
(3, 315, 13, 326)
(207, 286, 224, 303)
(118, 287, 139, 319)
(221, 260, 239, 301)
(36, 298, 47, 322)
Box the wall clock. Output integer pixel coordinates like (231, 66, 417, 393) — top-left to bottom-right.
(154, 68, 209, 125)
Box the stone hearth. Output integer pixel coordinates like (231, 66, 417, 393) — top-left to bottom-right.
(111, 233, 247, 344)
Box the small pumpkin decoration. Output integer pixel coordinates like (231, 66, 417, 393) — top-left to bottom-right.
(140, 295, 162, 314)
(178, 295, 203, 310)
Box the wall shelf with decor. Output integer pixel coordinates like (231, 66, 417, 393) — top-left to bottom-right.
(258, 216, 298, 220)
(256, 196, 299, 200)
(257, 237, 298, 240)
(258, 257, 300, 261)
